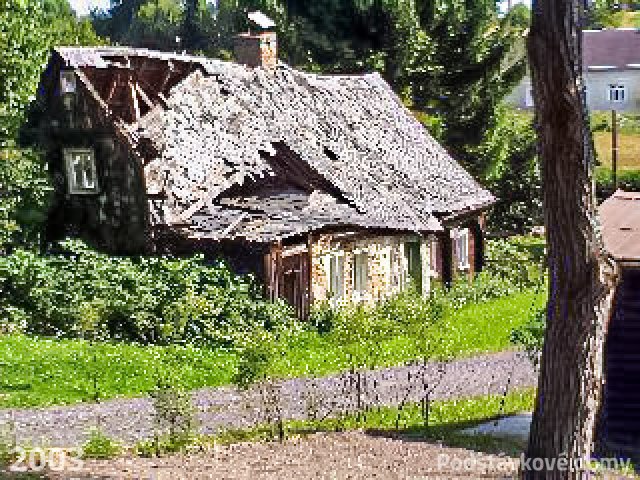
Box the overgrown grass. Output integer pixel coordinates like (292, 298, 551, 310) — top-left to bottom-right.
(0, 288, 544, 408)
(594, 131, 640, 171)
(215, 388, 536, 457)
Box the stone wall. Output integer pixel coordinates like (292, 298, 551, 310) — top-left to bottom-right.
(310, 232, 435, 305)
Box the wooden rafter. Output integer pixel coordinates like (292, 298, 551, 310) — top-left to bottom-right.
(105, 73, 119, 103)
(129, 80, 140, 122)
(135, 83, 154, 109)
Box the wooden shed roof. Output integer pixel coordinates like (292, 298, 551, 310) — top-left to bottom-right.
(54, 46, 495, 242)
(600, 190, 640, 262)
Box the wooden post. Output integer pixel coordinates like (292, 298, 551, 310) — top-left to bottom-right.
(612, 109, 618, 191)
(440, 229, 453, 288)
(472, 215, 485, 275)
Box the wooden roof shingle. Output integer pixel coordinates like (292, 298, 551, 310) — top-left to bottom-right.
(55, 46, 495, 242)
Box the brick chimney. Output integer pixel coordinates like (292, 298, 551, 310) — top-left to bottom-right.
(234, 11, 277, 69)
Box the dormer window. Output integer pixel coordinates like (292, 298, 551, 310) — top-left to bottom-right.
(64, 148, 98, 194)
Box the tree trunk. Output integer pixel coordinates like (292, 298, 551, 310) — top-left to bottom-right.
(524, 1, 618, 479)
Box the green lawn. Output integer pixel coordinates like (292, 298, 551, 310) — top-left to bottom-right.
(0, 289, 545, 408)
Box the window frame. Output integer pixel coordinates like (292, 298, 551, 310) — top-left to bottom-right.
(352, 252, 369, 296)
(607, 82, 628, 104)
(60, 70, 77, 95)
(328, 253, 345, 302)
(455, 228, 470, 270)
(63, 148, 99, 194)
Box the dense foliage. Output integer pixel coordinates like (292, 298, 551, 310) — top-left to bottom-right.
(308, 236, 547, 346)
(0, 240, 294, 345)
(0, 149, 51, 248)
(479, 106, 541, 234)
(92, 0, 528, 177)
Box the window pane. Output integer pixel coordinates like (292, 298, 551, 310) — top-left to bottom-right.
(354, 253, 368, 293)
(329, 255, 344, 299)
(82, 155, 95, 189)
(457, 230, 469, 268)
(404, 242, 422, 291)
(73, 156, 84, 189)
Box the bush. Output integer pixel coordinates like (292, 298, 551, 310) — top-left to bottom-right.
(0, 148, 51, 249)
(0, 240, 295, 346)
(510, 306, 546, 366)
(595, 168, 640, 203)
(149, 375, 199, 454)
(82, 428, 121, 460)
(590, 112, 640, 134)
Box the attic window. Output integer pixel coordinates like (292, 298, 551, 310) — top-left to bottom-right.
(60, 70, 76, 94)
(64, 148, 98, 194)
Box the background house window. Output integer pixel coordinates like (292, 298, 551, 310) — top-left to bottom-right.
(455, 228, 470, 269)
(608, 83, 627, 103)
(353, 253, 368, 295)
(328, 254, 344, 301)
(64, 148, 98, 194)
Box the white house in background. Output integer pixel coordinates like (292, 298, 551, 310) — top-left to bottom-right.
(508, 28, 640, 112)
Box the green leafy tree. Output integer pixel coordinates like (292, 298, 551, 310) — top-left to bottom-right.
(0, 149, 51, 249)
(0, 1, 51, 143)
(132, 0, 184, 49)
(409, 0, 528, 177)
(478, 105, 541, 234)
(0, 1, 103, 250)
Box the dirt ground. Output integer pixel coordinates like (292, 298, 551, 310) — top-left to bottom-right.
(43, 431, 520, 480)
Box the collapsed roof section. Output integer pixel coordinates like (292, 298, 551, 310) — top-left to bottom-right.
(54, 46, 495, 243)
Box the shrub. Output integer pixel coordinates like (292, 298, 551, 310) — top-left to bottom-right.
(595, 168, 640, 203)
(484, 237, 545, 288)
(309, 301, 340, 334)
(149, 377, 199, 454)
(0, 240, 295, 346)
(82, 428, 121, 460)
(510, 306, 546, 366)
(0, 148, 51, 250)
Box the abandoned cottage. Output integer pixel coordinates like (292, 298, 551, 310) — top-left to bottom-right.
(27, 25, 495, 318)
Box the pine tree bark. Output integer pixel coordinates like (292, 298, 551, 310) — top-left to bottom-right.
(524, 1, 618, 479)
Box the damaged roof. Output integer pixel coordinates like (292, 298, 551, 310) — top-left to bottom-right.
(55, 46, 495, 243)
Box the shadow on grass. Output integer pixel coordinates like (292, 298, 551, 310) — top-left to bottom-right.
(362, 416, 527, 458)
(279, 414, 527, 458)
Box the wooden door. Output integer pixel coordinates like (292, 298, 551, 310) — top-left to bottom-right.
(281, 252, 310, 320)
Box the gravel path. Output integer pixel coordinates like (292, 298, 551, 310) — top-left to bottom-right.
(0, 350, 536, 448)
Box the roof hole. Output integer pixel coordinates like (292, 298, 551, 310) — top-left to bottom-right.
(324, 147, 338, 161)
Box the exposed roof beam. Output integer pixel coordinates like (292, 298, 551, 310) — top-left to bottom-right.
(129, 81, 140, 122)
